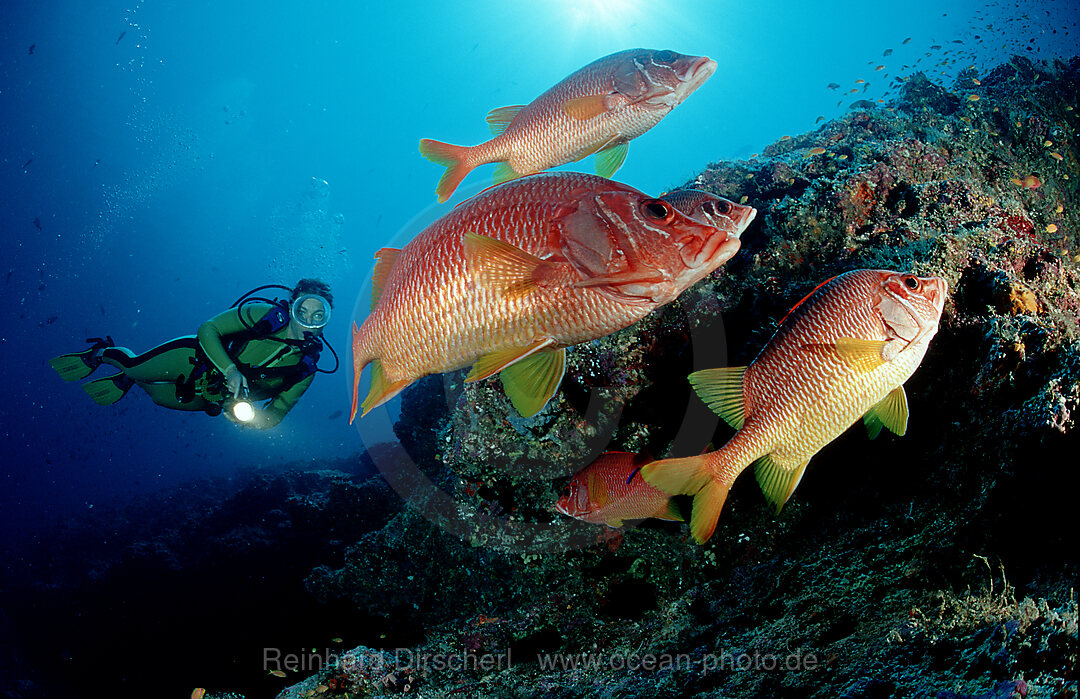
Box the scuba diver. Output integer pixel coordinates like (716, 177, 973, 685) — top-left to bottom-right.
(49, 279, 339, 430)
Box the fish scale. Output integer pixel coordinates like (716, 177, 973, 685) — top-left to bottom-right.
(350, 172, 755, 421)
(642, 269, 947, 543)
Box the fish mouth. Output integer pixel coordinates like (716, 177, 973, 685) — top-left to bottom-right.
(926, 276, 949, 314)
(730, 205, 757, 240)
(682, 56, 717, 93)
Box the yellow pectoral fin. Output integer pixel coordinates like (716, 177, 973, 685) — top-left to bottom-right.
(498, 347, 566, 418)
(463, 232, 549, 297)
(688, 367, 747, 429)
(594, 141, 628, 179)
(588, 470, 610, 509)
(370, 247, 402, 310)
(561, 94, 609, 120)
(832, 337, 889, 372)
(753, 454, 810, 514)
(863, 385, 909, 439)
(485, 105, 524, 135)
(465, 339, 555, 383)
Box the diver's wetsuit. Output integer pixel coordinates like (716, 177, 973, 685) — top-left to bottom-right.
(98, 304, 316, 429)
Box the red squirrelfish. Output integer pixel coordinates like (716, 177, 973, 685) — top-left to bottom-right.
(660, 190, 749, 237)
(555, 452, 682, 528)
(420, 49, 717, 202)
(641, 269, 948, 543)
(350, 172, 756, 422)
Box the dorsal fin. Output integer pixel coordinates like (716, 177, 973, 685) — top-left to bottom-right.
(485, 105, 524, 135)
(371, 248, 402, 310)
(688, 367, 747, 429)
(777, 275, 840, 327)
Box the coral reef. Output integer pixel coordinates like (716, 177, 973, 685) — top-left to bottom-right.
(297, 55, 1079, 697)
(4, 55, 1077, 699)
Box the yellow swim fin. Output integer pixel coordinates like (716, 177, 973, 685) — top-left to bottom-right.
(49, 349, 98, 381)
(82, 373, 132, 406)
(49, 336, 111, 381)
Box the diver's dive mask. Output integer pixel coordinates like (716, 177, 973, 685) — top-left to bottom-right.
(290, 294, 331, 330)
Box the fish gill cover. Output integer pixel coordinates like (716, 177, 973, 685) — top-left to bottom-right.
(0, 1, 1078, 698)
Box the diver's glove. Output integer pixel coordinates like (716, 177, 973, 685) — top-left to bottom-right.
(224, 364, 249, 398)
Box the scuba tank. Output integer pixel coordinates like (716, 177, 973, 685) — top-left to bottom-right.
(173, 284, 339, 412)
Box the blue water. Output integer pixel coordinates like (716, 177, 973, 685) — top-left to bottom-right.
(0, 0, 1076, 548)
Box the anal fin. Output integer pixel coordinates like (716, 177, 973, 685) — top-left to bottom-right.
(360, 359, 412, 417)
(493, 162, 522, 185)
(654, 500, 684, 522)
(370, 247, 402, 310)
(753, 454, 810, 514)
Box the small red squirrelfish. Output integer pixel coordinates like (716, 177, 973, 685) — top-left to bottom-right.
(642, 269, 947, 543)
(420, 49, 717, 202)
(350, 172, 756, 422)
(555, 452, 682, 528)
(660, 190, 749, 236)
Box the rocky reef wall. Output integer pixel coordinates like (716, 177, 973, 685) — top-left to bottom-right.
(298, 55, 1079, 698)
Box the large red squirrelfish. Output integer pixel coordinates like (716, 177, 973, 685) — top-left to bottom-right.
(555, 452, 682, 528)
(350, 172, 756, 422)
(641, 269, 948, 543)
(420, 49, 717, 202)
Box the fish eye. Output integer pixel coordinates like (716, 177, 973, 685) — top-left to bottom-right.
(654, 50, 677, 64)
(714, 199, 732, 215)
(641, 199, 674, 222)
(561, 486, 571, 497)
(902, 275, 920, 290)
